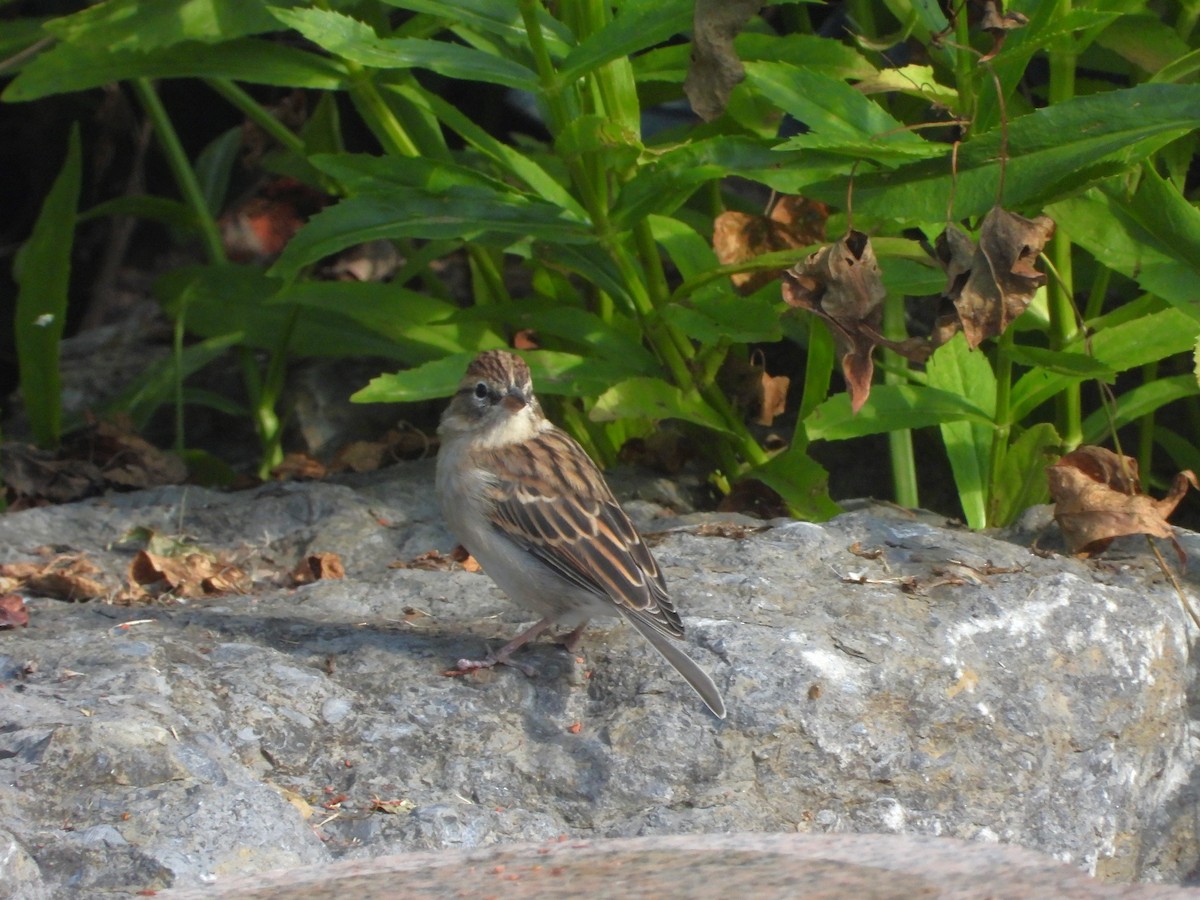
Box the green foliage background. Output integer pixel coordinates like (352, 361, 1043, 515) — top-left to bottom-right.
(4, 0, 1200, 527)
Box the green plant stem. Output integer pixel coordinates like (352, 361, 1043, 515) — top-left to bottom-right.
(987, 326, 1015, 523)
(882, 295, 918, 508)
(205, 78, 306, 156)
(131, 78, 224, 264)
(1083, 263, 1111, 323)
(954, 1, 976, 127)
(346, 66, 420, 157)
(1048, 0, 1081, 450)
(1136, 361, 1159, 486)
(173, 310, 187, 453)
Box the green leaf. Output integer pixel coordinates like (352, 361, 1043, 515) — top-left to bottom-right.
(14, 125, 81, 447)
(390, 84, 585, 218)
(157, 266, 433, 361)
(46, 0, 315, 50)
(270, 189, 596, 279)
(556, 115, 642, 169)
(557, 0, 691, 84)
(614, 136, 834, 226)
(634, 31, 876, 84)
(78, 195, 197, 230)
(98, 332, 246, 431)
(1005, 345, 1116, 380)
(804, 83, 1200, 223)
(1081, 375, 1200, 446)
(352, 353, 475, 404)
(456, 301, 658, 374)
(990, 423, 1060, 527)
(1010, 308, 1200, 422)
(591, 377, 736, 435)
(380, 0, 573, 57)
(1104, 165, 1200, 292)
(523, 351, 659, 398)
(272, 282, 502, 362)
(747, 62, 945, 164)
(925, 333, 996, 529)
(194, 126, 243, 216)
(271, 7, 539, 90)
(0, 16, 49, 72)
(747, 447, 842, 522)
(1048, 188, 1198, 311)
(4, 39, 347, 101)
(806, 384, 994, 441)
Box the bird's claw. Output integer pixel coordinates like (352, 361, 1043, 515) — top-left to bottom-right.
(443, 655, 537, 678)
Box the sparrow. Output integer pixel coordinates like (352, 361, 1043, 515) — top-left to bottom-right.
(435, 349, 726, 719)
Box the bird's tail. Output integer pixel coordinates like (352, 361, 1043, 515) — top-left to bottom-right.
(622, 612, 726, 719)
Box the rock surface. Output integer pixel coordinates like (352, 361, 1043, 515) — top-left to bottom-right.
(1, 460, 1198, 897)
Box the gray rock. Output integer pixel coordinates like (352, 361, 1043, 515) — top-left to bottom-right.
(0, 462, 1197, 897)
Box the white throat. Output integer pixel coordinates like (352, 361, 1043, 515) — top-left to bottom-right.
(475, 404, 547, 449)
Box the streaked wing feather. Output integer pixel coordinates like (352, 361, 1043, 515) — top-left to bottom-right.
(477, 427, 683, 639)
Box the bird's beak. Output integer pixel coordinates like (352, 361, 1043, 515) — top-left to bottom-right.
(501, 388, 527, 412)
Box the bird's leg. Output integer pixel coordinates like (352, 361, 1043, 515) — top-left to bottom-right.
(559, 621, 589, 654)
(445, 615, 558, 678)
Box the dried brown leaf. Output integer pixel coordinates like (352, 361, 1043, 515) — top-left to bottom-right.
(0, 593, 29, 628)
(936, 208, 1055, 349)
(783, 230, 906, 413)
(713, 196, 828, 294)
(683, 0, 761, 121)
(1047, 445, 1197, 559)
(0, 555, 108, 601)
(292, 552, 346, 585)
(272, 452, 328, 481)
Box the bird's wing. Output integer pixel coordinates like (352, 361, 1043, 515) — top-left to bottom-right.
(476, 426, 684, 640)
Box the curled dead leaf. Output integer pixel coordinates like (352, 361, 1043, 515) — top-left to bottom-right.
(129, 550, 249, 598)
(0, 556, 108, 601)
(292, 552, 346, 585)
(935, 207, 1055, 349)
(272, 452, 328, 481)
(1047, 445, 1196, 561)
(783, 230, 931, 413)
(0, 593, 29, 629)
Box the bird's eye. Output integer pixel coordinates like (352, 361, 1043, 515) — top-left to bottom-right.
(473, 382, 489, 400)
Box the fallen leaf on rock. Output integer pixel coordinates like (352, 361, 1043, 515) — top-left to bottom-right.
(684, 0, 761, 121)
(329, 427, 432, 474)
(392, 549, 480, 573)
(783, 230, 932, 413)
(0, 593, 29, 628)
(272, 453, 328, 481)
(451, 546, 482, 573)
(713, 196, 829, 294)
(291, 552, 345, 585)
(690, 522, 770, 540)
(129, 550, 250, 599)
(0, 556, 108, 601)
(1047, 445, 1196, 560)
(935, 207, 1055, 349)
(2, 417, 186, 508)
(369, 797, 416, 815)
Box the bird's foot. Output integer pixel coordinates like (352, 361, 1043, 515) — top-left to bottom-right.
(443, 652, 537, 678)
